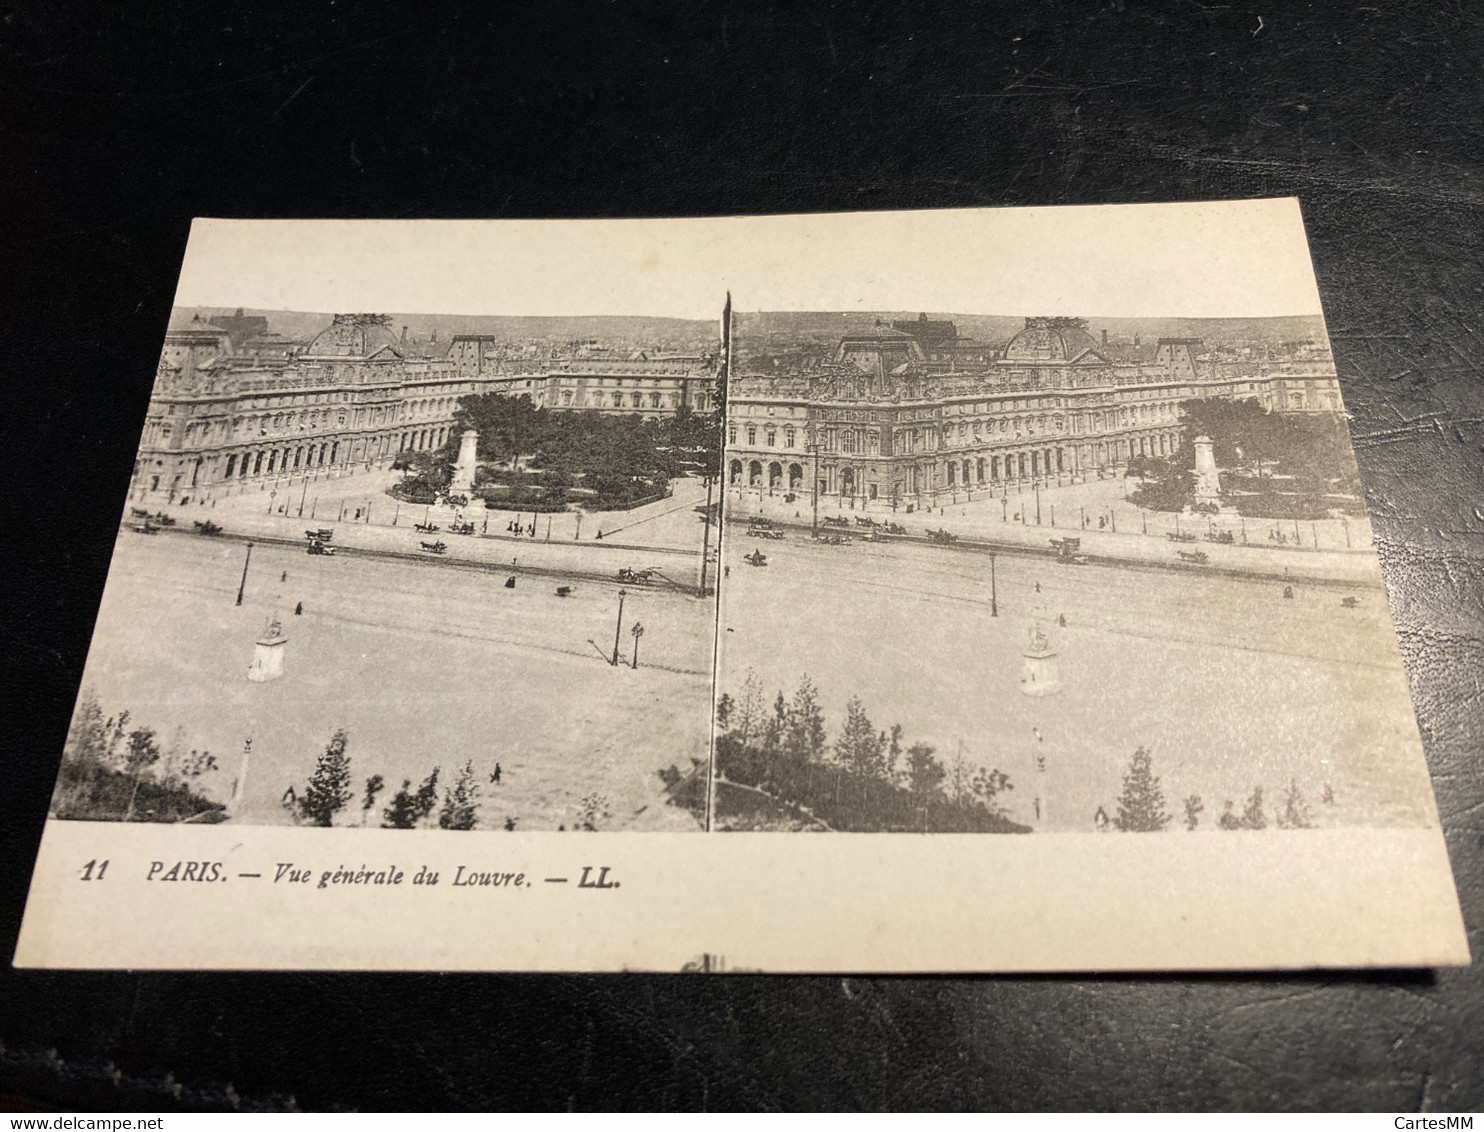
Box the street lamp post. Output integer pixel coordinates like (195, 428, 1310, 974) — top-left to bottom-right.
(611, 589, 628, 666)
(809, 443, 821, 538)
(630, 623, 644, 669)
(989, 551, 998, 618)
(235, 542, 254, 607)
(698, 475, 714, 597)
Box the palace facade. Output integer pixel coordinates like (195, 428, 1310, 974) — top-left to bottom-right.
(726, 316, 1343, 507)
(449, 336, 719, 417)
(133, 314, 481, 498)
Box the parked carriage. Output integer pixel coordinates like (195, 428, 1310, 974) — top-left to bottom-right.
(131, 520, 159, 535)
(749, 528, 784, 540)
(854, 516, 879, 528)
(1205, 530, 1235, 544)
(192, 520, 222, 536)
(305, 528, 334, 542)
(817, 532, 851, 546)
(926, 527, 957, 544)
(883, 521, 908, 535)
(129, 507, 150, 519)
(152, 512, 176, 527)
(307, 540, 336, 556)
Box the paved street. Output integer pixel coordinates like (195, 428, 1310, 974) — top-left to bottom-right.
(716, 524, 1435, 834)
(76, 529, 713, 831)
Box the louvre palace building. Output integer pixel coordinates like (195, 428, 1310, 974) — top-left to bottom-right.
(726, 315, 1343, 508)
(133, 312, 719, 500)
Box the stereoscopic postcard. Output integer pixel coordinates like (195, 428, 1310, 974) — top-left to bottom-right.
(14, 203, 1468, 972)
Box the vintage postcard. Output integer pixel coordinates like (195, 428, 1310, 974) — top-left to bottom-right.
(14, 205, 1468, 972)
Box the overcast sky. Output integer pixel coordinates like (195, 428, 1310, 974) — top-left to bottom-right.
(174, 199, 1325, 321)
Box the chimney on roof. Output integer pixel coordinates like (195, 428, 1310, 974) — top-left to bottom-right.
(1134, 333, 1141, 347)
(1101, 329, 1108, 347)
(401, 326, 408, 342)
(431, 327, 438, 343)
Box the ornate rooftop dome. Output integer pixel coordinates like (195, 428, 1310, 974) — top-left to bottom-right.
(304, 314, 402, 359)
(1002, 316, 1101, 363)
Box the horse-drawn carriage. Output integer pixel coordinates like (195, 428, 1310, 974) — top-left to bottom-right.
(816, 532, 851, 546)
(1167, 531, 1197, 543)
(883, 521, 907, 535)
(449, 521, 477, 536)
(152, 512, 176, 527)
(749, 527, 784, 540)
(855, 516, 879, 528)
(1205, 530, 1235, 544)
(822, 515, 850, 528)
(1177, 549, 1209, 565)
(1049, 537, 1089, 565)
(743, 549, 769, 567)
(926, 527, 958, 545)
(414, 522, 440, 534)
(617, 567, 657, 584)
(192, 520, 222, 536)
(304, 528, 334, 543)
(307, 540, 336, 556)
(420, 540, 448, 555)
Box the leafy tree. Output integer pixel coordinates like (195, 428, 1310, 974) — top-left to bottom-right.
(883, 724, 904, 783)
(1113, 747, 1171, 832)
(763, 692, 788, 755)
(1183, 794, 1205, 831)
(784, 675, 827, 763)
(298, 729, 353, 827)
(1217, 800, 1242, 830)
(906, 744, 946, 797)
(1241, 786, 1268, 831)
(1276, 780, 1313, 829)
(122, 726, 162, 821)
(439, 761, 480, 831)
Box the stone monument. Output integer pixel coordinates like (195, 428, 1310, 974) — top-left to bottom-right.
(1193, 434, 1222, 506)
(450, 428, 479, 498)
(247, 616, 288, 683)
(1020, 622, 1060, 697)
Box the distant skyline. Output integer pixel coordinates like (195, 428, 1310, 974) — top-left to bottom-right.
(173, 200, 1326, 323)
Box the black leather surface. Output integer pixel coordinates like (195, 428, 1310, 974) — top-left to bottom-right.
(1, 0, 1480, 1112)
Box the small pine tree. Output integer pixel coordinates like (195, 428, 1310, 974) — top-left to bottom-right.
(1113, 747, 1171, 832)
(784, 675, 827, 763)
(1240, 785, 1267, 831)
(714, 694, 734, 732)
(439, 761, 480, 831)
(1217, 800, 1242, 830)
(361, 775, 386, 824)
(734, 670, 764, 746)
(64, 689, 108, 765)
(834, 696, 885, 780)
(412, 767, 441, 824)
(298, 729, 353, 827)
(1183, 794, 1204, 831)
(763, 692, 788, 754)
(1276, 780, 1312, 829)
(382, 779, 419, 829)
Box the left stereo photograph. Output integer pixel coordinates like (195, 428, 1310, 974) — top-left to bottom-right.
(46, 220, 726, 837)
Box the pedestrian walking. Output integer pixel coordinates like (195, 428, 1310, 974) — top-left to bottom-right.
(295, 602, 303, 616)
